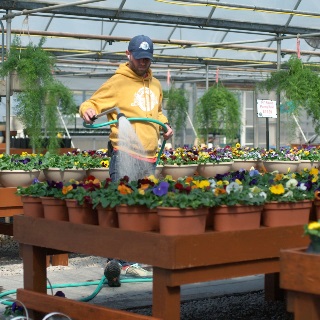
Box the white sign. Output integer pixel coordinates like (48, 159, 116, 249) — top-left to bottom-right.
(257, 99, 277, 118)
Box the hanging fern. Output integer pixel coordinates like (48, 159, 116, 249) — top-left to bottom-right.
(194, 83, 241, 144)
(163, 86, 188, 132)
(0, 36, 76, 153)
(258, 55, 320, 134)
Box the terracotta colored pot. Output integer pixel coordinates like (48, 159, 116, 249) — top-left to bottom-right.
(65, 199, 98, 225)
(262, 200, 312, 227)
(157, 206, 208, 235)
(116, 205, 159, 232)
(41, 197, 68, 221)
(313, 200, 320, 220)
(211, 205, 262, 231)
(21, 195, 44, 218)
(96, 205, 118, 228)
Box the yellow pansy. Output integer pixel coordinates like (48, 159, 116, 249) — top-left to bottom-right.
(310, 167, 319, 176)
(148, 175, 159, 184)
(307, 221, 320, 230)
(269, 184, 285, 195)
(192, 180, 210, 189)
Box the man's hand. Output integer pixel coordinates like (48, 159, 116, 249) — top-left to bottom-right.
(82, 108, 97, 124)
(163, 124, 174, 141)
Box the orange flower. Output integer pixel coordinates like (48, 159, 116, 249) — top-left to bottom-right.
(315, 190, 320, 200)
(185, 176, 194, 184)
(274, 173, 284, 181)
(214, 188, 226, 196)
(62, 185, 73, 195)
(139, 183, 150, 190)
(118, 184, 132, 195)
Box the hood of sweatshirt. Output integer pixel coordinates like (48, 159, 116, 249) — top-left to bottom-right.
(115, 62, 153, 81)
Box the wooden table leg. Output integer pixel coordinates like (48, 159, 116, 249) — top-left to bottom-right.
(265, 272, 285, 301)
(152, 267, 181, 320)
(21, 244, 47, 320)
(290, 291, 320, 320)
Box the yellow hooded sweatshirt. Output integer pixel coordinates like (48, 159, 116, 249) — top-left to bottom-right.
(79, 62, 168, 160)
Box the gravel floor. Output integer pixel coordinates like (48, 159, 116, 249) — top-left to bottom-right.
(126, 291, 293, 320)
(0, 235, 294, 320)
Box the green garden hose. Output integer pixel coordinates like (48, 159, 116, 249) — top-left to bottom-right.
(83, 117, 168, 165)
(0, 276, 153, 306)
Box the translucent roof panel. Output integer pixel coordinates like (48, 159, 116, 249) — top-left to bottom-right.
(0, 0, 319, 83)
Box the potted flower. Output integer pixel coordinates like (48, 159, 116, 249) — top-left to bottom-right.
(107, 175, 160, 231)
(196, 145, 234, 178)
(16, 178, 48, 218)
(209, 168, 267, 231)
(160, 147, 199, 180)
(55, 176, 101, 225)
(261, 169, 317, 227)
(42, 151, 88, 182)
(231, 144, 262, 171)
(304, 220, 320, 254)
(294, 145, 320, 171)
(152, 176, 214, 235)
(260, 147, 300, 173)
(0, 152, 44, 187)
(81, 149, 110, 181)
(90, 178, 119, 227)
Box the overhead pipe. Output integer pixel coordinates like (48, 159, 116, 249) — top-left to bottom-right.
(3, 29, 320, 60)
(1, 0, 104, 20)
(159, 0, 320, 19)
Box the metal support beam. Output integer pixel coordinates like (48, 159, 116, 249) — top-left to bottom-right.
(0, 1, 319, 36)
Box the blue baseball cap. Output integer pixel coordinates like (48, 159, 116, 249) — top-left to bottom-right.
(128, 35, 154, 61)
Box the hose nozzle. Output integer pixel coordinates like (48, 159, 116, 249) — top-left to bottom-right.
(117, 112, 126, 120)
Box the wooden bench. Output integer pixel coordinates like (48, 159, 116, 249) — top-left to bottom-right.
(14, 215, 309, 320)
(280, 247, 320, 320)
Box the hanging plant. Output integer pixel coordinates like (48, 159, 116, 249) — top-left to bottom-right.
(0, 36, 77, 153)
(163, 86, 188, 132)
(258, 55, 320, 134)
(194, 83, 241, 144)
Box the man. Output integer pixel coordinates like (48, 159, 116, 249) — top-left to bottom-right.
(80, 34, 173, 181)
(80, 35, 173, 286)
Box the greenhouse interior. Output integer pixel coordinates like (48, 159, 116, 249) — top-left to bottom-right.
(1, 1, 320, 320)
(0, 0, 320, 151)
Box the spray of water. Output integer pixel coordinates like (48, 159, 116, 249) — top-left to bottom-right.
(117, 117, 155, 181)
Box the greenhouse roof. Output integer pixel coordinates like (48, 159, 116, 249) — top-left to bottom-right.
(1, 0, 320, 84)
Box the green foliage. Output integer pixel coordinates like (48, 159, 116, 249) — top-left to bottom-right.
(16, 180, 49, 197)
(0, 153, 44, 171)
(0, 36, 77, 153)
(194, 83, 241, 143)
(164, 87, 188, 131)
(258, 55, 320, 134)
(42, 152, 89, 170)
